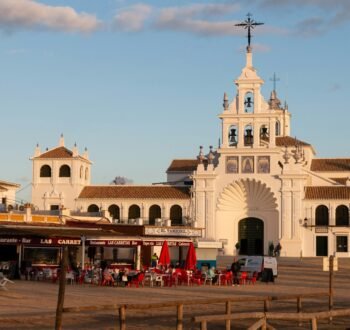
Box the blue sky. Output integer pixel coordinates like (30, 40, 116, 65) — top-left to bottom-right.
(1, 0, 350, 202)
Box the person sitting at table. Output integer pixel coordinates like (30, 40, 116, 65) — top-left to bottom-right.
(207, 267, 218, 284)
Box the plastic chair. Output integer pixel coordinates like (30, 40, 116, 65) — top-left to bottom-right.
(239, 271, 248, 285)
(221, 271, 233, 286)
(129, 272, 145, 288)
(248, 271, 258, 285)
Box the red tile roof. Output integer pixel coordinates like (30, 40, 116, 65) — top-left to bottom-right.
(275, 136, 310, 147)
(38, 147, 73, 159)
(305, 186, 350, 200)
(311, 159, 350, 172)
(79, 185, 191, 199)
(167, 159, 199, 172)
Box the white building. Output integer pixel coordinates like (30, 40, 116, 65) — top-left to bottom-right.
(0, 180, 20, 211)
(30, 46, 350, 261)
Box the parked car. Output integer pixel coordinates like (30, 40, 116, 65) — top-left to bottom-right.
(236, 255, 278, 279)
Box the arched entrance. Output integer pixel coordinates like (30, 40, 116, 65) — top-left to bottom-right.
(238, 218, 264, 255)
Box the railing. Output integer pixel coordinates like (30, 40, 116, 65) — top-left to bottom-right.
(62, 292, 331, 330)
(69, 211, 102, 217)
(32, 210, 60, 216)
(193, 308, 350, 330)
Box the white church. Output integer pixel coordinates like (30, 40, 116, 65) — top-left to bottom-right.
(30, 42, 350, 262)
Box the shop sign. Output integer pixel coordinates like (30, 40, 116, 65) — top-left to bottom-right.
(0, 237, 81, 246)
(144, 227, 201, 237)
(88, 240, 141, 247)
(142, 241, 191, 247)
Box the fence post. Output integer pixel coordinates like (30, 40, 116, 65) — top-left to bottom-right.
(200, 320, 207, 330)
(55, 246, 68, 330)
(119, 306, 126, 330)
(225, 301, 231, 330)
(264, 299, 269, 313)
(177, 304, 183, 330)
(329, 255, 334, 323)
(297, 296, 302, 326)
(311, 317, 317, 330)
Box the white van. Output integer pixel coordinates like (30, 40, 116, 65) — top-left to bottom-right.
(236, 255, 278, 278)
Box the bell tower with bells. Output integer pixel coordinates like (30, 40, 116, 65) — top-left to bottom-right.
(219, 14, 291, 151)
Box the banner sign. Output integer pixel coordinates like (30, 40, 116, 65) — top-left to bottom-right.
(144, 227, 201, 237)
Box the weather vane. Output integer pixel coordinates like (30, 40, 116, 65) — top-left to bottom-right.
(270, 72, 280, 91)
(235, 13, 264, 49)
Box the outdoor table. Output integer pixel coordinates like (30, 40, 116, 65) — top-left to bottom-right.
(217, 273, 225, 286)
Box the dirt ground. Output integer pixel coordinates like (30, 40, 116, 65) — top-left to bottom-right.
(1, 258, 350, 329)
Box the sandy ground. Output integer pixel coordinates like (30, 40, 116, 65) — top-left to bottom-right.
(1, 258, 350, 329)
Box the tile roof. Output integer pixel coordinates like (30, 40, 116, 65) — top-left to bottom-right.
(0, 180, 20, 188)
(78, 185, 191, 199)
(305, 186, 350, 200)
(38, 147, 73, 159)
(275, 136, 310, 147)
(167, 159, 199, 172)
(311, 159, 350, 172)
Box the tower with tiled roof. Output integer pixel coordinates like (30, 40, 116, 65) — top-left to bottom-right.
(31, 135, 92, 210)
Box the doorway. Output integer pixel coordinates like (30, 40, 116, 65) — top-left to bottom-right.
(238, 218, 264, 255)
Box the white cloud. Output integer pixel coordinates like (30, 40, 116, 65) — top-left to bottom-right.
(113, 4, 152, 32)
(0, 0, 101, 33)
(154, 3, 241, 36)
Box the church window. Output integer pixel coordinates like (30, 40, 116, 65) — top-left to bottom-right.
(260, 125, 269, 144)
(275, 121, 281, 136)
(170, 205, 182, 226)
(87, 204, 99, 213)
(85, 168, 89, 180)
(59, 165, 71, 177)
(244, 92, 254, 113)
(315, 205, 329, 226)
(108, 204, 120, 221)
(149, 204, 161, 225)
(128, 204, 140, 219)
(244, 125, 254, 146)
(40, 165, 52, 177)
(228, 125, 238, 146)
(80, 166, 83, 179)
(336, 205, 349, 226)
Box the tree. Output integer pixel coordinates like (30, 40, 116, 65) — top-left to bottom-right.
(111, 176, 133, 185)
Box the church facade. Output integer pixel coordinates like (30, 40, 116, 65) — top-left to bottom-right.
(30, 46, 350, 261)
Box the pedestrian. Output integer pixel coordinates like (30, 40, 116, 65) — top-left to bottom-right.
(274, 243, 282, 257)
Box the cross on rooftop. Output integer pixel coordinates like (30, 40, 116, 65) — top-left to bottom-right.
(235, 13, 264, 48)
(270, 72, 280, 91)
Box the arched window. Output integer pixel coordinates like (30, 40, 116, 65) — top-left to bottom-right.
(275, 121, 281, 136)
(59, 165, 71, 177)
(260, 125, 269, 144)
(336, 205, 349, 226)
(40, 165, 52, 177)
(149, 204, 161, 225)
(87, 204, 99, 213)
(108, 204, 120, 220)
(85, 168, 89, 180)
(170, 205, 182, 226)
(315, 205, 329, 226)
(228, 125, 238, 147)
(244, 124, 254, 146)
(80, 166, 83, 179)
(244, 92, 254, 113)
(128, 204, 140, 219)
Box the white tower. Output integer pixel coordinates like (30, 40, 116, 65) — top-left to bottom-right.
(31, 135, 92, 211)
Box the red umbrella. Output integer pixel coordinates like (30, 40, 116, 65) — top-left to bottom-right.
(185, 242, 197, 270)
(158, 240, 171, 266)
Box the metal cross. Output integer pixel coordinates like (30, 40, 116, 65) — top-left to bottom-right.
(270, 72, 280, 91)
(235, 13, 264, 48)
